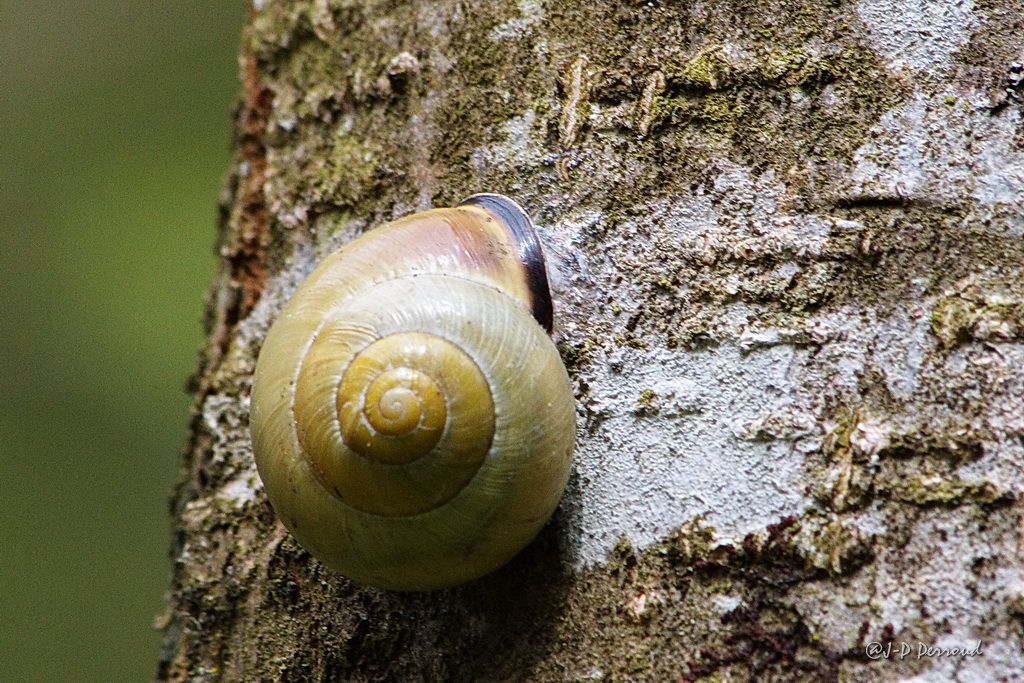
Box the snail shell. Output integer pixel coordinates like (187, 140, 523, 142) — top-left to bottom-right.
(250, 194, 576, 591)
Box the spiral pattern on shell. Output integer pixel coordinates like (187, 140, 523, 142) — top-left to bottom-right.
(250, 195, 576, 590)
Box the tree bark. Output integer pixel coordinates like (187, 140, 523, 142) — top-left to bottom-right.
(158, 1, 1024, 680)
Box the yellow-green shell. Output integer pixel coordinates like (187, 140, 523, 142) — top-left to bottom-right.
(250, 200, 575, 591)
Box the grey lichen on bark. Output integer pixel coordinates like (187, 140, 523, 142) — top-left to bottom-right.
(159, 0, 1024, 680)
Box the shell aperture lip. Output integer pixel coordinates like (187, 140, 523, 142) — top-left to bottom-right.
(459, 194, 553, 333)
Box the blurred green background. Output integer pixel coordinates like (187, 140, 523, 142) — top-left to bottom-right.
(1, 2, 246, 680)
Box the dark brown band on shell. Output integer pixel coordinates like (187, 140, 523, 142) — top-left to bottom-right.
(459, 194, 554, 333)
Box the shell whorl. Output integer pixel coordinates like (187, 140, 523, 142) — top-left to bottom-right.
(250, 195, 575, 591)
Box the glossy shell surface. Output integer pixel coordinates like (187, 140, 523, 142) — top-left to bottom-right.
(250, 196, 575, 590)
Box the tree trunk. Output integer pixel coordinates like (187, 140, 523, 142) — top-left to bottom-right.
(158, 1, 1024, 680)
